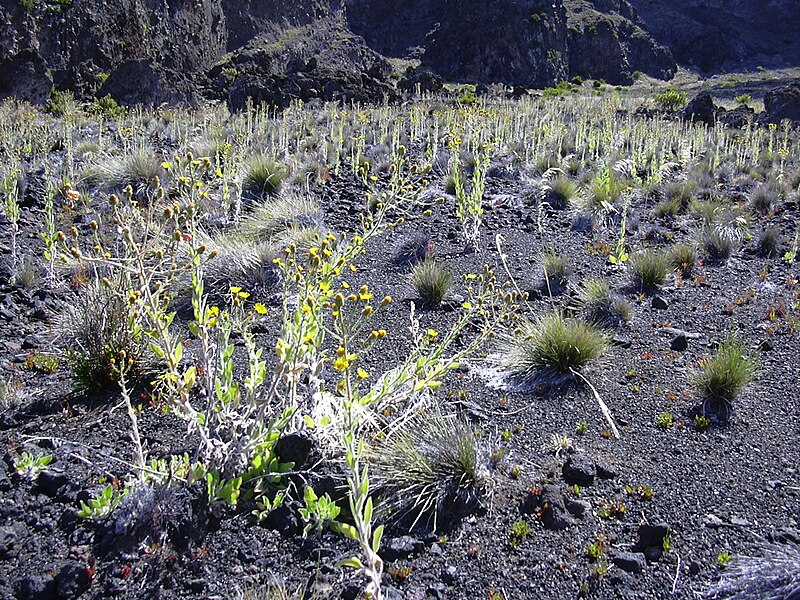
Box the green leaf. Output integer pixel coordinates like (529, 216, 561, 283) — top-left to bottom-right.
(336, 556, 364, 570)
(364, 497, 373, 525)
(336, 523, 359, 541)
(372, 524, 384, 553)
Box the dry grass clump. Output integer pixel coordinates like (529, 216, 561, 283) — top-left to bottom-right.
(82, 150, 165, 199)
(706, 541, 800, 600)
(241, 156, 288, 199)
(237, 193, 320, 242)
(55, 276, 148, 392)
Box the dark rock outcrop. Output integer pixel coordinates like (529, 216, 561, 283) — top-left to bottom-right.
(97, 60, 185, 107)
(208, 17, 395, 111)
(760, 80, 800, 124)
(398, 69, 444, 95)
(347, 0, 570, 87)
(628, 0, 800, 73)
(0, 48, 52, 105)
(565, 0, 676, 84)
(347, 0, 674, 87)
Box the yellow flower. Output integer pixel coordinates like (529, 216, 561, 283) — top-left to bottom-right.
(357, 368, 369, 380)
(427, 328, 439, 339)
(333, 356, 349, 371)
(254, 303, 268, 315)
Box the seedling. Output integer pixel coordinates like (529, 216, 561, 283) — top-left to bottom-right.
(13, 451, 52, 480)
(508, 519, 532, 548)
(656, 412, 674, 428)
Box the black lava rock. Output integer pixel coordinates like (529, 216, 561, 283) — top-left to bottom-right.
(539, 485, 574, 530)
(670, 333, 688, 351)
(55, 563, 92, 599)
(274, 433, 314, 469)
(651, 295, 669, 310)
(14, 575, 56, 599)
(562, 454, 596, 486)
(0, 526, 16, 559)
(637, 523, 670, 550)
(595, 459, 617, 480)
(613, 551, 646, 574)
(383, 535, 425, 561)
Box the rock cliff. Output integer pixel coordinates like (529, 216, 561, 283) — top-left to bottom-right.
(627, 0, 800, 72)
(0, 0, 795, 107)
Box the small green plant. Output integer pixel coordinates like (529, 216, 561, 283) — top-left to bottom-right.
(575, 278, 632, 328)
(1, 163, 21, 280)
(457, 89, 478, 105)
(656, 412, 674, 428)
(411, 260, 454, 307)
(567, 484, 582, 496)
(46, 89, 79, 117)
(784, 227, 798, 263)
(625, 484, 655, 501)
(78, 483, 129, 518)
(629, 250, 671, 291)
(693, 335, 756, 410)
(576, 421, 588, 435)
(508, 519, 532, 548)
(450, 139, 491, 250)
(597, 497, 627, 520)
(694, 414, 711, 430)
(88, 94, 126, 119)
(671, 242, 698, 275)
(496, 311, 607, 384)
(586, 534, 608, 560)
(735, 94, 751, 106)
(13, 451, 52, 479)
(718, 551, 733, 567)
(23, 351, 58, 373)
(653, 88, 688, 111)
(299, 486, 341, 537)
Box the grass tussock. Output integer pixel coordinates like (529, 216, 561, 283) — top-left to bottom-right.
(693, 335, 756, 409)
(496, 311, 607, 384)
(411, 260, 454, 307)
(371, 408, 485, 529)
(629, 250, 671, 291)
(575, 278, 632, 328)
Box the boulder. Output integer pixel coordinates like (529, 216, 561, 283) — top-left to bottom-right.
(566, 1, 675, 84)
(398, 70, 443, 95)
(760, 80, 800, 124)
(682, 92, 718, 125)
